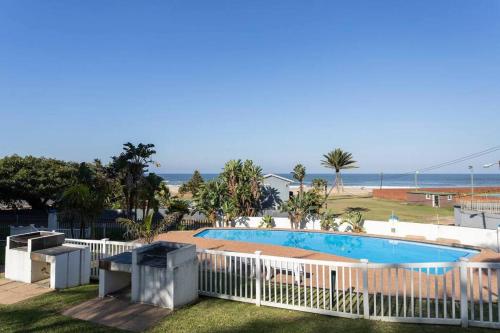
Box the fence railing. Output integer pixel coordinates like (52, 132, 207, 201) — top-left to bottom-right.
(60, 218, 213, 240)
(459, 200, 500, 214)
(61, 239, 500, 328)
(65, 238, 141, 278)
(197, 249, 500, 328)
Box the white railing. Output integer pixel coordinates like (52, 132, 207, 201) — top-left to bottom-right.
(197, 248, 500, 328)
(460, 200, 500, 214)
(65, 238, 500, 328)
(65, 238, 141, 278)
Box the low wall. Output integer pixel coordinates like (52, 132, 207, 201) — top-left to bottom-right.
(233, 216, 322, 230)
(363, 220, 499, 251)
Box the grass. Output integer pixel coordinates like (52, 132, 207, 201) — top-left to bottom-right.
(0, 283, 119, 333)
(0, 283, 494, 333)
(324, 196, 454, 223)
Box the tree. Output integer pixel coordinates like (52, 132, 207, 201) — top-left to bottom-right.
(0, 155, 77, 209)
(312, 178, 328, 195)
(193, 180, 227, 226)
(312, 178, 328, 207)
(221, 199, 238, 227)
(193, 159, 264, 225)
(219, 159, 263, 217)
(110, 142, 156, 219)
(321, 148, 357, 193)
(291, 164, 306, 194)
(281, 191, 321, 229)
(59, 161, 112, 238)
(178, 170, 204, 197)
(136, 173, 164, 218)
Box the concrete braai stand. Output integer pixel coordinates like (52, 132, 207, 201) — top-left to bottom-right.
(99, 241, 198, 309)
(5, 231, 90, 289)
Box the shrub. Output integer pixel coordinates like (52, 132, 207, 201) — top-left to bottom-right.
(259, 215, 275, 228)
(320, 211, 339, 231)
(342, 211, 364, 233)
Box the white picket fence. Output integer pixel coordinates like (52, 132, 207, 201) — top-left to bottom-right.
(65, 238, 500, 328)
(459, 200, 500, 214)
(65, 238, 141, 278)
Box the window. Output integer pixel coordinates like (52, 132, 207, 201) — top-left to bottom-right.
(425, 194, 431, 200)
(447, 195, 453, 201)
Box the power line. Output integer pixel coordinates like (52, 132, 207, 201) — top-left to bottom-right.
(415, 146, 500, 173)
(381, 145, 500, 181)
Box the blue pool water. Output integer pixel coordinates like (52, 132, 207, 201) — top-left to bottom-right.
(195, 229, 478, 264)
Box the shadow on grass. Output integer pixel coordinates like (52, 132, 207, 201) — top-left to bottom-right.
(344, 207, 370, 213)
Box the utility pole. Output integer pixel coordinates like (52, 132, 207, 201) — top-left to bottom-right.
(379, 172, 384, 189)
(414, 171, 419, 190)
(469, 165, 474, 203)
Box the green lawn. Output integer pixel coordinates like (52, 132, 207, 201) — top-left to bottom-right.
(0, 283, 494, 333)
(324, 196, 454, 223)
(0, 283, 119, 333)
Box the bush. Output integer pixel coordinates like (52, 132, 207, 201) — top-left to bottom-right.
(320, 211, 339, 231)
(342, 211, 364, 233)
(259, 215, 275, 228)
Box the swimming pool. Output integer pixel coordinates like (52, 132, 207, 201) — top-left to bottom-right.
(195, 229, 478, 264)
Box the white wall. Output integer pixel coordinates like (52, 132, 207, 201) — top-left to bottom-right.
(233, 217, 323, 230)
(363, 220, 499, 251)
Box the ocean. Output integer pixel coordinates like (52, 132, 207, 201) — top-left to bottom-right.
(157, 173, 500, 188)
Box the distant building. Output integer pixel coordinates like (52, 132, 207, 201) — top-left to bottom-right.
(407, 191, 457, 208)
(261, 174, 293, 209)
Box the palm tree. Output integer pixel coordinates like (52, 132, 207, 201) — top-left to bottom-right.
(111, 142, 156, 220)
(291, 164, 306, 194)
(321, 149, 357, 193)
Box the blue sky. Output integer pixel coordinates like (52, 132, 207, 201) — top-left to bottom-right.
(1, 1, 499, 173)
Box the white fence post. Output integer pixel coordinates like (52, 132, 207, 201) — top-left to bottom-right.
(101, 238, 109, 257)
(497, 225, 500, 253)
(255, 251, 262, 306)
(459, 258, 469, 327)
(361, 259, 370, 319)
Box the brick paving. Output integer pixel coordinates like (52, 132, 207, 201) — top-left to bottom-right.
(0, 278, 51, 305)
(62, 296, 171, 332)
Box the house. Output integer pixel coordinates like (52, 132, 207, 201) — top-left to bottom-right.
(406, 191, 457, 208)
(261, 174, 294, 209)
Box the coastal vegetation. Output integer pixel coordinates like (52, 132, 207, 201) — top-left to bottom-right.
(321, 148, 358, 193)
(281, 167, 322, 229)
(0, 144, 450, 235)
(178, 170, 204, 197)
(117, 212, 185, 244)
(0, 142, 189, 237)
(291, 164, 306, 194)
(193, 159, 264, 226)
(259, 214, 275, 228)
